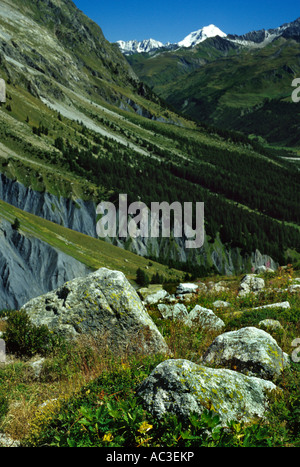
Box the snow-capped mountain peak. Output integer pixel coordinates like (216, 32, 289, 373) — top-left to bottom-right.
(177, 24, 227, 47)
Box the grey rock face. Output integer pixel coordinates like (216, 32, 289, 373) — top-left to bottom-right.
(21, 268, 169, 355)
(0, 174, 97, 237)
(202, 327, 289, 381)
(0, 175, 279, 276)
(0, 219, 90, 309)
(137, 359, 278, 426)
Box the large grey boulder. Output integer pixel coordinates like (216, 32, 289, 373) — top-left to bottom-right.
(202, 327, 289, 381)
(137, 359, 278, 426)
(21, 268, 169, 355)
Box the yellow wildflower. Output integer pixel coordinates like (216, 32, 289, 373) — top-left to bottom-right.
(103, 432, 114, 442)
(138, 421, 153, 434)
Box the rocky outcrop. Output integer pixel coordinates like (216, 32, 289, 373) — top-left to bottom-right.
(20, 268, 169, 356)
(202, 327, 290, 381)
(0, 219, 90, 309)
(137, 359, 279, 426)
(0, 174, 97, 237)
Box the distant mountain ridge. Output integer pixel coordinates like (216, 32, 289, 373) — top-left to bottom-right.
(116, 17, 300, 54)
(116, 24, 227, 54)
(227, 17, 300, 46)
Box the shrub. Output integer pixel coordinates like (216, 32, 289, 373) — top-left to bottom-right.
(11, 217, 20, 231)
(136, 268, 149, 287)
(3, 310, 59, 358)
(0, 395, 9, 423)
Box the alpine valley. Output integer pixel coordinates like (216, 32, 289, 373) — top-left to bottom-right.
(0, 0, 299, 309)
(0, 0, 300, 450)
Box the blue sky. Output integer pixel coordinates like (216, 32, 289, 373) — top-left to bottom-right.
(73, 1, 300, 44)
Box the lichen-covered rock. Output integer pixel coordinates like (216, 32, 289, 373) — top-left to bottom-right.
(238, 274, 265, 297)
(176, 283, 198, 295)
(0, 433, 20, 447)
(202, 327, 289, 381)
(213, 300, 231, 308)
(144, 289, 169, 305)
(288, 284, 300, 293)
(258, 319, 283, 331)
(157, 303, 225, 331)
(138, 285, 169, 304)
(252, 301, 290, 310)
(207, 280, 229, 293)
(21, 268, 169, 355)
(158, 303, 188, 320)
(137, 359, 278, 426)
(185, 305, 225, 330)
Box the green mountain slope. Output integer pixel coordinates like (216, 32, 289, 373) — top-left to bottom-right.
(126, 35, 300, 147)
